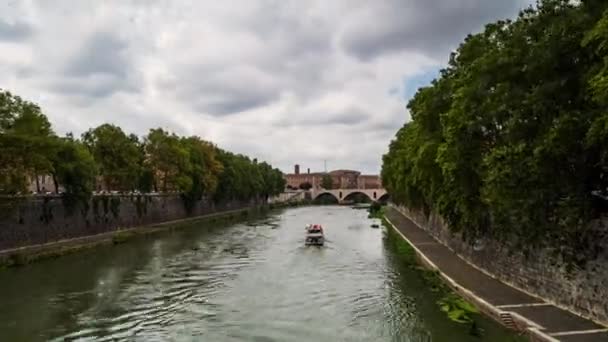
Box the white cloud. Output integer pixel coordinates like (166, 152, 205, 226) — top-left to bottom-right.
(0, 0, 532, 173)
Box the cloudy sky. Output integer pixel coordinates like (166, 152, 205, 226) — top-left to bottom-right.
(0, 0, 532, 174)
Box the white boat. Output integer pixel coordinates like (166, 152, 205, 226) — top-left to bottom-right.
(305, 224, 325, 246)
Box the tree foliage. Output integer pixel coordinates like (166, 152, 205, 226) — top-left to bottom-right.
(214, 150, 285, 202)
(82, 124, 141, 191)
(321, 174, 333, 189)
(0, 90, 57, 194)
(144, 128, 192, 192)
(381, 0, 608, 260)
(299, 182, 312, 190)
(52, 137, 97, 211)
(0, 90, 286, 207)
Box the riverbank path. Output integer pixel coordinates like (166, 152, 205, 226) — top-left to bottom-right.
(385, 207, 608, 342)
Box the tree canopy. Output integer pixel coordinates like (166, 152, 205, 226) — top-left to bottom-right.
(0, 90, 57, 193)
(321, 174, 333, 190)
(0, 90, 285, 206)
(299, 182, 313, 190)
(381, 1, 608, 261)
(213, 150, 285, 203)
(82, 124, 141, 191)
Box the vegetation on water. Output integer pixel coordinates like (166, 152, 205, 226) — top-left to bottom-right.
(368, 202, 384, 218)
(383, 218, 481, 331)
(381, 0, 608, 264)
(438, 294, 479, 324)
(0, 91, 285, 211)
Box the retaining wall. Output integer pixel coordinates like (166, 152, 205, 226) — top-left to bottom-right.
(0, 195, 257, 251)
(393, 205, 608, 325)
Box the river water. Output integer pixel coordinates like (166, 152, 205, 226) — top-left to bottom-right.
(0, 206, 523, 341)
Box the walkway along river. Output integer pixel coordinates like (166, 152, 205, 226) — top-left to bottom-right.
(0, 206, 524, 341)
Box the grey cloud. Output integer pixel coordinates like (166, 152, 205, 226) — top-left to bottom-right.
(55, 32, 136, 99)
(166, 65, 282, 117)
(277, 107, 372, 127)
(368, 106, 409, 132)
(65, 32, 129, 78)
(243, 1, 332, 59)
(369, 120, 404, 133)
(156, 3, 333, 117)
(0, 19, 33, 41)
(195, 91, 277, 116)
(326, 108, 369, 125)
(341, 0, 531, 61)
(52, 74, 134, 100)
(0, 0, 532, 174)
(227, 2, 333, 102)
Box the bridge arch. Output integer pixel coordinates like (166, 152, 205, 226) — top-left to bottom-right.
(313, 192, 339, 204)
(378, 193, 390, 203)
(311, 188, 387, 204)
(342, 191, 373, 203)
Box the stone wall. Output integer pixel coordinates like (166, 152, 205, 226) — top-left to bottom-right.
(268, 191, 306, 204)
(0, 195, 258, 251)
(392, 205, 608, 325)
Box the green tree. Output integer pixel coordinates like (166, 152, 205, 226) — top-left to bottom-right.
(321, 174, 333, 189)
(298, 182, 312, 191)
(258, 161, 283, 198)
(82, 124, 142, 191)
(51, 137, 97, 211)
(0, 90, 57, 194)
(180, 136, 223, 208)
(0, 89, 285, 210)
(213, 149, 284, 203)
(144, 128, 192, 192)
(381, 0, 608, 261)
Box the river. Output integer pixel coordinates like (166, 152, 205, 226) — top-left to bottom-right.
(0, 206, 523, 341)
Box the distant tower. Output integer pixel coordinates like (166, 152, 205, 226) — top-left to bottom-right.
(294, 164, 300, 175)
(307, 168, 310, 174)
(324, 160, 327, 173)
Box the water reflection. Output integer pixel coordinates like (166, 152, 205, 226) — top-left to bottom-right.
(0, 206, 521, 341)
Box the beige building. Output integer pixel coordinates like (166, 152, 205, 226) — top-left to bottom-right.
(284, 165, 381, 190)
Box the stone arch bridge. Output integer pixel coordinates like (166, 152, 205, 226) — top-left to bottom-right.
(310, 188, 388, 203)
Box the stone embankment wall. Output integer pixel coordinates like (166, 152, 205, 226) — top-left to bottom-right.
(268, 190, 306, 204)
(0, 195, 258, 251)
(393, 205, 608, 325)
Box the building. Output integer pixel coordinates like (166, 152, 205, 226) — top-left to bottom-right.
(284, 166, 323, 189)
(358, 175, 382, 189)
(284, 165, 381, 190)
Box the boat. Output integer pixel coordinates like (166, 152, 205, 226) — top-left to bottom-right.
(305, 224, 325, 246)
